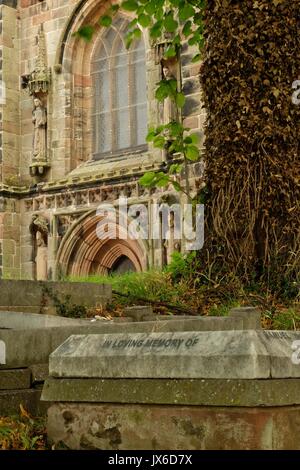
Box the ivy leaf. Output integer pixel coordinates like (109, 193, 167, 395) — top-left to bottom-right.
(169, 163, 182, 174)
(186, 145, 200, 161)
(146, 129, 158, 142)
(150, 21, 163, 38)
(153, 135, 166, 148)
(171, 181, 183, 192)
(139, 172, 156, 186)
(156, 174, 170, 187)
(145, 1, 157, 15)
(164, 14, 178, 33)
(182, 20, 192, 37)
(167, 121, 183, 136)
(155, 81, 171, 101)
(122, 0, 139, 11)
(75, 25, 94, 42)
(191, 53, 202, 63)
(138, 13, 151, 28)
(164, 45, 177, 58)
(125, 32, 134, 49)
(175, 92, 186, 108)
(99, 16, 112, 27)
(178, 4, 195, 21)
(133, 27, 142, 38)
(190, 133, 199, 144)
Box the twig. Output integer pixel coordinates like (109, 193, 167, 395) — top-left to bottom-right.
(112, 289, 199, 316)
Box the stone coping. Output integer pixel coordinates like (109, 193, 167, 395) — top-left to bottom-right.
(0, 315, 254, 368)
(0, 279, 112, 309)
(42, 377, 300, 407)
(49, 330, 300, 379)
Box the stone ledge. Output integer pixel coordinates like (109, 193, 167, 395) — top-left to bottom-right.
(42, 377, 300, 407)
(0, 389, 41, 416)
(0, 368, 31, 390)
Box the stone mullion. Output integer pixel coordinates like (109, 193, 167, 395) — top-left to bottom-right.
(128, 50, 135, 148)
(110, 54, 116, 152)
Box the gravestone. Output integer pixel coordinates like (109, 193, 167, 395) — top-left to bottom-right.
(43, 307, 300, 450)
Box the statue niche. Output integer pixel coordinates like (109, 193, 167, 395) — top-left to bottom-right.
(30, 215, 49, 281)
(28, 26, 51, 177)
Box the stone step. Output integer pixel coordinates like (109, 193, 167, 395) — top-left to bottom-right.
(0, 368, 31, 390)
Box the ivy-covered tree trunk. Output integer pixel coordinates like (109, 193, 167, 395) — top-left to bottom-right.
(201, 0, 300, 292)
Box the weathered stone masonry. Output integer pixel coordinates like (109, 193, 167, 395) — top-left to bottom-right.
(0, 0, 205, 280)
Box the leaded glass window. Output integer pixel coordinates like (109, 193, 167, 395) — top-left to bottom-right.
(91, 16, 147, 159)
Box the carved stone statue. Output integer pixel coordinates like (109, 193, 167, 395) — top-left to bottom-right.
(30, 215, 49, 280)
(32, 97, 47, 162)
(35, 231, 48, 281)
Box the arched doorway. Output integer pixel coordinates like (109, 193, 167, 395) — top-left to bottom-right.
(55, 210, 148, 278)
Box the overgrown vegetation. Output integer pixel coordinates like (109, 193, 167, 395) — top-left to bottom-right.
(200, 0, 300, 293)
(70, 251, 299, 329)
(85, 0, 299, 298)
(41, 284, 87, 318)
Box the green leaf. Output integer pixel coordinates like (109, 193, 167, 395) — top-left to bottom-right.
(145, 1, 156, 15)
(99, 15, 112, 27)
(186, 145, 200, 161)
(182, 20, 192, 37)
(175, 92, 186, 108)
(184, 134, 198, 144)
(155, 82, 171, 101)
(169, 78, 178, 92)
(169, 163, 182, 174)
(156, 174, 170, 187)
(111, 5, 120, 12)
(139, 172, 156, 186)
(164, 45, 177, 58)
(150, 20, 163, 38)
(133, 27, 142, 38)
(190, 133, 199, 144)
(125, 32, 134, 49)
(191, 53, 202, 63)
(75, 25, 94, 42)
(164, 13, 178, 33)
(178, 4, 195, 21)
(138, 13, 151, 28)
(128, 18, 138, 28)
(153, 135, 166, 148)
(122, 0, 138, 11)
(171, 180, 183, 192)
(146, 129, 158, 142)
(154, 8, 164, 21)
(167, 121, 183, 136)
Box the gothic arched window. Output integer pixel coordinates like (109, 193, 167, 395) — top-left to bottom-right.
(91, 16, 148, 159)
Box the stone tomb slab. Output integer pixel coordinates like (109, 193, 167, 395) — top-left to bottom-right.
(49, 330, 300, 379)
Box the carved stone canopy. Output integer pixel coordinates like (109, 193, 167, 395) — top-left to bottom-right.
(30, 215, 49, 246)
(28, 27, 51, 95)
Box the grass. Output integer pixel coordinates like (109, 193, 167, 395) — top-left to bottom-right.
(69, 270, 200, 315)
(68, 268, 300, 330)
